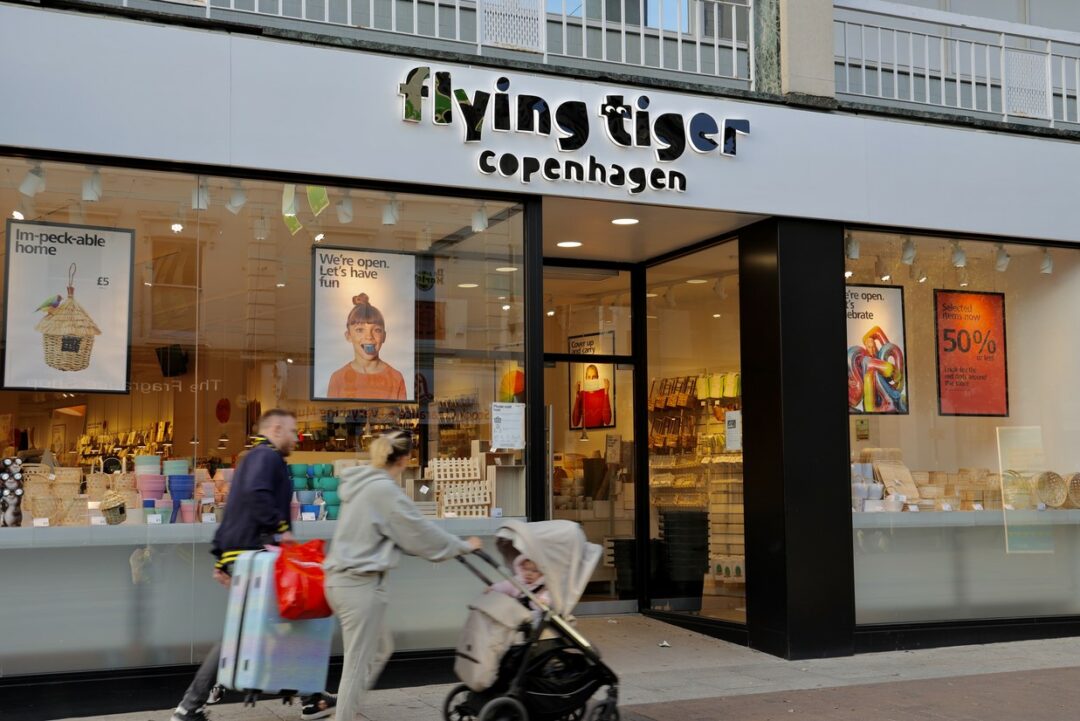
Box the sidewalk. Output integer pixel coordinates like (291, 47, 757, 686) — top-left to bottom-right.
(63, 615, 1080, 721)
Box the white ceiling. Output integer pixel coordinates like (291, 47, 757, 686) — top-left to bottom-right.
(542, 197, 763, 263)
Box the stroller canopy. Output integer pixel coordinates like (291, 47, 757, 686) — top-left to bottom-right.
(496, 520, 602, 615)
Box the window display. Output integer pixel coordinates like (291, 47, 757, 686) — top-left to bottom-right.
(0, 156, 525, 675)
(846, 231, 1080, 624)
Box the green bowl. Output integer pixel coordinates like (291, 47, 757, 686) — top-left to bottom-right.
(317, 477, 339, 491)
(322, 491, 340, 505)
(292, 477, 310, 491)
(289, 464, 309, 476)
(326, 505, 340, 520)
(318, 464, 333, 476)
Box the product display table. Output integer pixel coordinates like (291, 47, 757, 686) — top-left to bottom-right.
(853, 510, 1080, 624)
(1, 516, 521, 677)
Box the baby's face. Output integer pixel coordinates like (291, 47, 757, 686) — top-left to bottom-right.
(345, 322, 386, 360)
(519, 559, 540, 585)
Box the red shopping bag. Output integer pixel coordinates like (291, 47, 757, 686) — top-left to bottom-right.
(275, 540, 333, 620)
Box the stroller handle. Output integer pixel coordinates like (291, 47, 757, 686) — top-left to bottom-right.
(456, 551, 497, 586)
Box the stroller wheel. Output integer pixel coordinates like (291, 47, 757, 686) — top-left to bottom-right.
(443, 684, 475, 721)
(477, 696, 529, 721)
(587, 701, 619, 721)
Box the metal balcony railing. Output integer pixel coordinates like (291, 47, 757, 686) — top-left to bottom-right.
(835, 0, 1080, 126)
(150, 0, 754, 82)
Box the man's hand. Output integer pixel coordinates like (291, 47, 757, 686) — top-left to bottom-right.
(213, 568, 231, 587)
(280, 531, 297, 544)
(466, 536, 484, 552)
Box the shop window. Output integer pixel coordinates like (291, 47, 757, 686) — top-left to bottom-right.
(846, 231, 1080, 624)
(0, 157, 525, 675)
(543, 267, 631, 355)
(646, 240, 744, 623)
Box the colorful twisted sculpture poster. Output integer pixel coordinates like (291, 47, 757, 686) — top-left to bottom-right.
(846, 285, 908, 414)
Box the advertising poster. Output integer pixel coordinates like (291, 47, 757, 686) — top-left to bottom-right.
(935, 290, 1008, 416)
(846, 285, 908, 414)
(311, 246, 416, 402)
(568, 331, 616, 430)
(3, 220, 133, 393)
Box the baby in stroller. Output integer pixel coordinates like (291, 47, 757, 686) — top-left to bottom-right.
(487, 555, 552, 626)
(446, 520, 619, 721)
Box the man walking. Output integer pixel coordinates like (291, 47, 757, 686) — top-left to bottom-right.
(172, 409, 336, 721)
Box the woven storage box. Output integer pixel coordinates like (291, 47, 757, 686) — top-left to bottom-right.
(85, 473, 111, 501)
(28, 496, 64, 525)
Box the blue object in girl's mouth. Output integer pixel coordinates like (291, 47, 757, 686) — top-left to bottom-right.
(362, 344, 377, 354)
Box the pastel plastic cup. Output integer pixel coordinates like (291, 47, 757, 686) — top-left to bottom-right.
(179, 502, 196, 524)
(317, 477, 340, 491)
(289, 464, 309, 477)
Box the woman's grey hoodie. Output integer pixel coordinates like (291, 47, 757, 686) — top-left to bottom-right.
(324, 464, 471, 585)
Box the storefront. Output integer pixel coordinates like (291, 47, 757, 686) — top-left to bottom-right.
(6, 0, 1080, 697)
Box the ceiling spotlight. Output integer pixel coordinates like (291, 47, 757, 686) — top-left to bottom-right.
(686, 278, 708, 284)
(82, 167, 102, 202)
(901, 236, 916, 265)
(712, 313, 722, 319)
(645, 292, 658, 298)
(382, 194, 400, 225)
(546, 309, 555, 317)
(844, 231, 859, 260)
(876, 258, 891, 282)
(911, 265, 927, 284)
(612, 218, 639, 226)
(225, 181, 246, 214)
(844, 269, 853, 279)
(335, 195, 354, 224)
(994, 244, 1010, 272)
(557, 241, 582, 248)
(502, 304, 512, 311)
(1041, 248, 1054, 274)
(314, 233, 325, 242)
(191, 178, 210, 211)
(951, 241, 966, 268)
(253, 217, 269, 241)
(286, 358, 294, 364)
(958, 267, 969, 287)
(142, 262, 153, 288)
(171, 216, 184, 234)
(458, 282, 479, 289)
(18, 163, 45, 197)
(496, 266, 518, 273)
(11, 210, 24, 221)
(471, 202, 488, 232)
(276, 266, 287, 288)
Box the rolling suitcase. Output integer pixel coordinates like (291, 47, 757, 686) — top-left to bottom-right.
(217, 547, 333, 700)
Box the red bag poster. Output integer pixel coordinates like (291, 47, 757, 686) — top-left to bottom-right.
(275, 540, 333, 620)
(934, 290, 1008, 416)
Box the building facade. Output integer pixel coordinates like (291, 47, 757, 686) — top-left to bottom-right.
(4, 0, 1080, 707)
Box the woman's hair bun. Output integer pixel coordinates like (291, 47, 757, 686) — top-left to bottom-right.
(352, 293, 370, 306)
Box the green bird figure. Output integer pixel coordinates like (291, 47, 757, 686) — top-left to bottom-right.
(35, 295, 62, 313)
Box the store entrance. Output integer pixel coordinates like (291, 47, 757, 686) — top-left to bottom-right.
(541, 198, 758, 620)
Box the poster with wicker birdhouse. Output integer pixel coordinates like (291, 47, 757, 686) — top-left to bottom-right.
(4, 220, 133, 393)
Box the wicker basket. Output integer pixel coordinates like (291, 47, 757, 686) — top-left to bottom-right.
(28, 496, 64, 525)
(34, 264, 101, 372)
(100, 490, 127, 525)
(1034, 471, 1068, 508)
(1066, 474, 1080, 508)
(1002, 471, 1033, 509)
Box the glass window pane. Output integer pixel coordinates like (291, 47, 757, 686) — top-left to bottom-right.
(544, 267, 631, 356)
(646, 240, 744, 623)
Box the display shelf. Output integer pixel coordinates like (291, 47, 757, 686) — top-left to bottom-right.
(852, 509, 1080, 529)
(0, 515, 521, 549)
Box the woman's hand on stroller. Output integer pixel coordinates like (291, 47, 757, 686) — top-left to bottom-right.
(466, 536, 484, 552)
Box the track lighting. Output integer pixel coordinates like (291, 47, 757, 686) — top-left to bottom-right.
(282, 184, 298, 217)
(951, 241, 966, 268)
(253, 217, 269, 241)
(1041, 248, 1054, 275)
(958, 268, 969, 288)
(994, 244, 1010, 272)
(876, 258, 891, 282)
(844, 231, 859, 260)
(11, 210, 24, 221)
(225, 181, 246, 215)
(142, 262, 153, 287)
(472, 202, 488, 233)
(844, 270, 853, 279)
(171, 210, 184, 234)
(19, 163, 45, 197)
(382, 194, 400, 225)
(336, 195, 354, 224)
(276, 266, 287, 288)
(82, 168, 102, 202)
(911, 265, 927, 284)
(901, 237, 916, 265)
(192, 178, 210, 211)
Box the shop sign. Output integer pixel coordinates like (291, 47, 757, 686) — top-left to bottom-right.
(3, 220, 133, 393)
(398, 67, 750, 195)
(846, 285, 908, 414)
(935, 290, 1008, 416)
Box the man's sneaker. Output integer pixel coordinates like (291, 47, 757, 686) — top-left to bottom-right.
(300, 692, 337, 720)
(171, 706, 210, 721)
(206, 685, 226, 705)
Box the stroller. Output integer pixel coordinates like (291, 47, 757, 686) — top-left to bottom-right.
(444, 520, 619, 721)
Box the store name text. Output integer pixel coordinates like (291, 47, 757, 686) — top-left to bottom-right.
(398, 67, 750, 195)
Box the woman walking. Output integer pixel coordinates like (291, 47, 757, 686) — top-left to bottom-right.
(325, 429, 482, 721)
